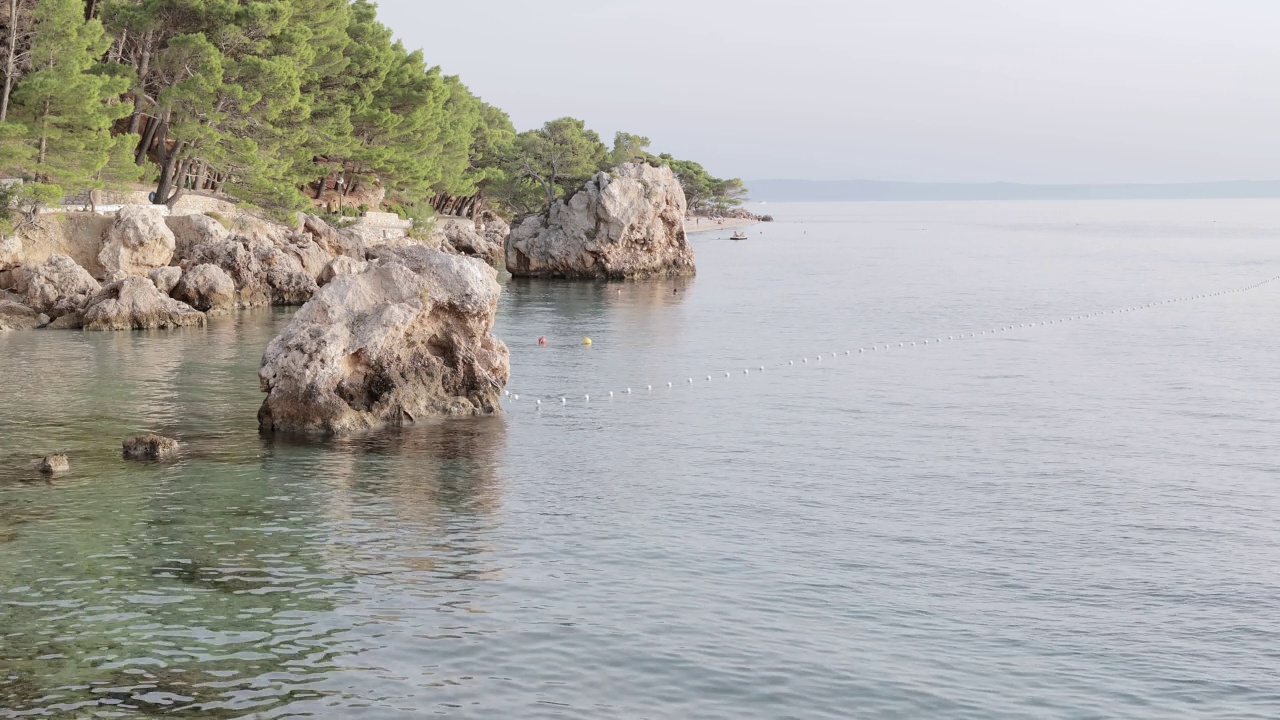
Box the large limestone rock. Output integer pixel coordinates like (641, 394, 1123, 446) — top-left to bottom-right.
(258, 245, 509, 435)
(149, 266, 183, 295)
(0, 299, 48, 330)
(166, 213, 230, 263)
(318, 256, 368, 286)
(13, 254, 100, 318)
(432, 217, 502, 267)
(505, 162, 695, 279)
(0, 235, 22, 271)
(301, 214, 367, 260)
(172, 263, 235, 312)
(81, 276, 206, 331)
(98, 205, 176, 277)
(279, 235, 332, 281)
(188, 237, 269, 307)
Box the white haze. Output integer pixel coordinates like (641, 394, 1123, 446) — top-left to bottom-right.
(376, 0, 1280, 184)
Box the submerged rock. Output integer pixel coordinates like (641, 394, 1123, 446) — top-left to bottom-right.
(13, 254, 100, 319)
(149, 266, 183, 295)
(123, 434, 180, 460)
(98, 205, 176, 277)
(36, 454, 69, 474)
(82, 276, 206, 331)
(505, 162, 695, 279)
(0, 299, 48, 330)
(258, 245, 509, 435)
(171, 263, 235, 312)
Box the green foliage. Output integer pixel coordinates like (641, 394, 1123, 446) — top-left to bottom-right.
(204, 211, 230, 229)
(507, 117, 608, 210)
(0, 0, 743, 224)
(658, 154, 747, 214)
(610, 131, 653, 166)
(1, 0, 130, 195)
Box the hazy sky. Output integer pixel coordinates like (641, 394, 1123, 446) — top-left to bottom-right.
(376, 0, 1280, 184)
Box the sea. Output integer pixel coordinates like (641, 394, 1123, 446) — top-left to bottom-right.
(2, 199, 1280, 718)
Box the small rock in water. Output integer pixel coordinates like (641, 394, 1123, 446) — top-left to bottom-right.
(123, 434, 180, 461)
(37, 454, 69, 475)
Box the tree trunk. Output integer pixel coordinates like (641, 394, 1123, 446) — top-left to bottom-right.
(153, 112, 170, 169)
(154, 139, 186, 204)
(135, 113, 160, 166)
(193, 161, 208, 192)
(36, 100, 49, 164)
(165, 157, 195, 210)
(127, 29, 153, 135)
(1, 0, 17, 122)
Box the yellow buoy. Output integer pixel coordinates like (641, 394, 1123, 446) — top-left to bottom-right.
(582, 337, 592, 346)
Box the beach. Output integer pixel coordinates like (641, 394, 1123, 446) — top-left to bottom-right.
(684, 217, 757, 234)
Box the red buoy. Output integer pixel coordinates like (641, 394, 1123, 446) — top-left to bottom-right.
(537, 336, 548, 346)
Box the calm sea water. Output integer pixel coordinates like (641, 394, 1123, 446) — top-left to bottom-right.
(3, 200, 1280, 718)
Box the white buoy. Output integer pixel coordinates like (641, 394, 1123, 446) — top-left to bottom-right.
(561, 397, 567, 404)
(585, 394, 590, 401)
(860, 348, 865, 353)
(536, 399, 541, 406)
(648, 385, 653, 391)
(725, 372, 731, 378)
(760, 366, 765, 371)
(688, 378, 693, 383)
(744, 369, 749, 374)
(626, 388, 632, 394)
(504, 390, 510, 397)
(707, 375, 712, 380)
(789, 360, 794, 365)
(609, 391, 614, 398)
(804, 358, 809, 363)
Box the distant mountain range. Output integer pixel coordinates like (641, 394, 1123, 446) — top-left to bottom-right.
(745, 179, 1280, 202)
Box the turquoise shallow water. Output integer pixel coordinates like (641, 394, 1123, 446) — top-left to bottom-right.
(3, 200, 1280, 718)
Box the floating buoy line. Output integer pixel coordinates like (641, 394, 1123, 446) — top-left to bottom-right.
(501, 275, 1280, 411)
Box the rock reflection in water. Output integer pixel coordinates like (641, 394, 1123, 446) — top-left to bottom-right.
(0, 307, 510, 717)
(280, 417, 508, 585)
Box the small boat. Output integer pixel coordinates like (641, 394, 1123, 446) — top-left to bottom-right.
(730, 231, 748, 241)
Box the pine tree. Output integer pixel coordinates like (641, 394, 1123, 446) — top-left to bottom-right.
(5, 0, 130, 207)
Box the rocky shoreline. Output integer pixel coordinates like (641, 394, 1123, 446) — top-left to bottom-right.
(0, 163, 697, 435)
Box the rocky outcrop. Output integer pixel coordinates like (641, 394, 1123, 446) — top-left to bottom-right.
(257, 245, 509, 435)
(81, 276, 206, 331)
(13, 254, 100, 319)
(505, 162, 695, 279)
(0, 299, 48, 330)
(477, 213, 510, 254)
(171, 263, 235, 312)
(0, 236, 22, 271)
(149, 266, 183, 295)
(166, 213, 229, 263)
(433, 217, 503, 267)
(301, 214, 366, 260)
(318, 256, 367, 285)
(187, 238, 269, 307)
(98, 205, 175, 277)
(123, 434, 179, 460)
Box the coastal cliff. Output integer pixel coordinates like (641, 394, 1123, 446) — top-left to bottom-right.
(504, 163, 695, 280)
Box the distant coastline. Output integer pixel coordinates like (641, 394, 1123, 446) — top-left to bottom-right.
(746, 179, 1280, 203)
